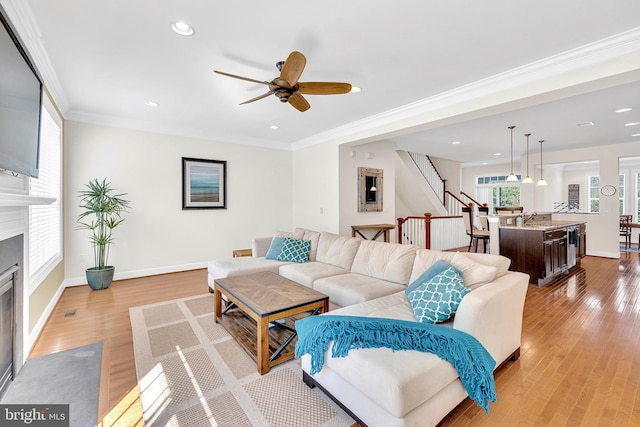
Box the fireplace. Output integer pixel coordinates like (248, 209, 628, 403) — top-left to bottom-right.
(0, 235, 24, 399)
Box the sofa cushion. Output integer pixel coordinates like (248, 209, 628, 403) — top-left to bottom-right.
(450, 252, 497, 290)
(316, 232, 361, 270)
(265, 236, 287, 260)
(207, 257, 292, 287)
(406, 265, 470, 323)
(350, 240, 418, 285)
(409, 249, 509, 285)
(294, 228, 321, 262)
(277, 238, 311, 263)
(313, 273, 406, 308)
(279, 262, 349, 288)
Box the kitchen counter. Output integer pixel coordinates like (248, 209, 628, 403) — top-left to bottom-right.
(499, 221, 586, 286)
(500, 220, 586, 231)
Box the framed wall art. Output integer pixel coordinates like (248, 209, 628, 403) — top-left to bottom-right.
(182, 157, 227, 209)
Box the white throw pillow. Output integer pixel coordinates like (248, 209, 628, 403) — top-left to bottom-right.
(451, 252, 497, 290)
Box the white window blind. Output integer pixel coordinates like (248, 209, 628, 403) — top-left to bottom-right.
(28, 99, 62, 286)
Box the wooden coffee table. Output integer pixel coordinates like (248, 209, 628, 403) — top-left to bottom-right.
(213, 271, 329, 374)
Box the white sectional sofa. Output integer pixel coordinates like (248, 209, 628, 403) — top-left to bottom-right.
(207, 228, 530, 427)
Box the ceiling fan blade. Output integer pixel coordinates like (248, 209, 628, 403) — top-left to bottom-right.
(280, 51, 306, 87)
(288, 92, 310, 112)
(214, 70, 269, 86)
(297, 82, 352, 95)
(239, 91, 273, 105)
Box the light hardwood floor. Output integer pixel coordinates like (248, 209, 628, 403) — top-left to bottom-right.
(29, 252, 640, 426)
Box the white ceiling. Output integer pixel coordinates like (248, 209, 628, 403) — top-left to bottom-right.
(4, 0, 640, 165)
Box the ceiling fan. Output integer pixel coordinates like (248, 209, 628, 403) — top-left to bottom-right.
(214, 51, 352, 112)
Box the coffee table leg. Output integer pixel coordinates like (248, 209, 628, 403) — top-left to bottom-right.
(214, 287, 222, 323)
(257, 318, 270, 375)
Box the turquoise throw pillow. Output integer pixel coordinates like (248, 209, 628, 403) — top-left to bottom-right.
(277, 238, 311, 263)
(406, 260, 459, 295)
(406, 265, 470, 323)
(265, 237, 287, 260)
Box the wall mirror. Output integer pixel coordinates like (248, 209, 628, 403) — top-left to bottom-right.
(358, 167, 383, 212)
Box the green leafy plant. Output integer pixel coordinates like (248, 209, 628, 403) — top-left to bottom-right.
(77, 178, 130, 269)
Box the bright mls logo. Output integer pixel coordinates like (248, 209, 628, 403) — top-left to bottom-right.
(0, 405, 69, 426)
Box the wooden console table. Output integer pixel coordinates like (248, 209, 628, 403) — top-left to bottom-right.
(351, 223, 395, 243)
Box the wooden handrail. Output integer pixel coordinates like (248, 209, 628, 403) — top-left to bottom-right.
(397, 212, 431, 249)
(427, 156, 446, 202)
(445, 190, 469, 208)
(460, 191, 487, 208)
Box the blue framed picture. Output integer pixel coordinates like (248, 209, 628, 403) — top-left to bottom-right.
(182, 157, 227, 209)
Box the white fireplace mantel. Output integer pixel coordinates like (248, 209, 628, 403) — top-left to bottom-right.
(0, 193, 55, 207)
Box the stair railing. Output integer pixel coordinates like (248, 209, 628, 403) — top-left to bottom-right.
(397, 213, 431, 249)
(407, 152, 445, 204)
(460, 191, 487, 208)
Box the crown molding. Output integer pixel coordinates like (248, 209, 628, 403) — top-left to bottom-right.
(292, 27, 640, 150)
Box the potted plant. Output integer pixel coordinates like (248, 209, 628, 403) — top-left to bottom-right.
(77, 178, 130, 290)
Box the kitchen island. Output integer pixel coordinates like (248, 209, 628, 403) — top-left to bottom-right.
(499, 220, 586, 286)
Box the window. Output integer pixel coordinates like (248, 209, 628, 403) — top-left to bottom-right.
(28, 95, 62, 289)
(475, 174, 521, 211)
(588, 175, 599, 213)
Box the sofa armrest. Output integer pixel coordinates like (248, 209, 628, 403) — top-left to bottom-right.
(453, 271, 529, 365)
(252, 236, 273, 257)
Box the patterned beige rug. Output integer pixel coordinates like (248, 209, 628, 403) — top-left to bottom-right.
(129, 293, 355, 426)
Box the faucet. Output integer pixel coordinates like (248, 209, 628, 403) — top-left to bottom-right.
(523, 212, 537, 225)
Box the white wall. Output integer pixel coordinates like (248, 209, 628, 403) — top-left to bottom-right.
(291, 141, 340, 233)
(338, 141, 397, 240)
(64, 121, 293, 283)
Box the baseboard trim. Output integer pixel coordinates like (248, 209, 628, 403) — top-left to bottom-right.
(63, 262, 208, 287)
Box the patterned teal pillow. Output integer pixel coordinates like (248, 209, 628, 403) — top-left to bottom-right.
(406, 265, 470, 323)
(406, 260, 458, 295)
(277, 238, 311, 263)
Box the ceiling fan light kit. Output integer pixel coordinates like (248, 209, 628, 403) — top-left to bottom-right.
(214, 51, 352, 112)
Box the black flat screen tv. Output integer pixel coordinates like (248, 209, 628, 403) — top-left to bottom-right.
(0, 6, 42, 178)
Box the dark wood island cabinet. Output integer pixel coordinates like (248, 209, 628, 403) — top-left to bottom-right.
(499, 222, 586, 286)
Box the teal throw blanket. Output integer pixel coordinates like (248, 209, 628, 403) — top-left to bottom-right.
(295, 315, 497, 413)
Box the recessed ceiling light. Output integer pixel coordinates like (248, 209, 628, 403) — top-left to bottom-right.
(171, 22, 195, 36)
(451, 141, 461, 145)
(350, 86, 361, 93)
(145, 101, 159, 107)
(576, 121, 595, 127)
(616, 108, 632, 113)
(625, 122, 640, 127)
(269, 125, 279, 130)
(493, 153, 501, 156)
(632, 133, 640, 137)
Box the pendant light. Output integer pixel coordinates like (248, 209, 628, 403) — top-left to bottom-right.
(536, 139, 548, 186)
(506, 125, 518, 182)
(521, 133, 534, 184)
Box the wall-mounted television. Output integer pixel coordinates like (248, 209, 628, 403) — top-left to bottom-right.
(0, 6, 42, 178)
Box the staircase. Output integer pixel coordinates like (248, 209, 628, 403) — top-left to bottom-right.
(397, 151, 489, 250)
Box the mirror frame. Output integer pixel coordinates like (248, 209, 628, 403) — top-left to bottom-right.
(358, 167, 383, 212)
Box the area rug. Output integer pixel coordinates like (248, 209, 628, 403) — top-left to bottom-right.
(129, 294, 355, 426)
(0, 341, 102, 427)
(620, 245, 640, 252)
